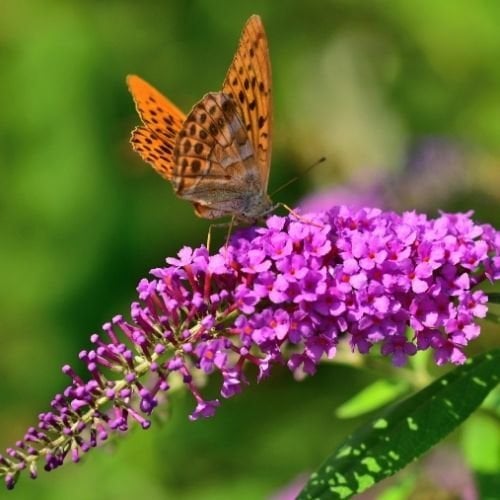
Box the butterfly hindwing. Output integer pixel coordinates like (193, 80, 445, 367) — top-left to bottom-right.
(172, 92, 264, 218)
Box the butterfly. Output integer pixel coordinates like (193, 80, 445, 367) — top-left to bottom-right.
(127, 15, 273, 223)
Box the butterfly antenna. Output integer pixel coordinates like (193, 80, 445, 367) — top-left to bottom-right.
(270, 156, 326, 198)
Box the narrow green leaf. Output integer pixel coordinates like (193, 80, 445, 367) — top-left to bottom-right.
(486, 312, 500, 324)
(487, 293, 500, 304)
(336, 380, 409, 419)
(298, 349, 500, 500)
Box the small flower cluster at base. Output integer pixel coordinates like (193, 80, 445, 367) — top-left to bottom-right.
(2, 206, 499, 489)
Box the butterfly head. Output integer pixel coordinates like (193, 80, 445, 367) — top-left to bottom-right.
(236, 191, 274, 224)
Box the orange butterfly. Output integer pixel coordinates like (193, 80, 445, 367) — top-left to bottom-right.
(127, 15, 273, 223)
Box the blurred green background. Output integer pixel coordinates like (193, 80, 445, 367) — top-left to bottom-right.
(1, 0, 500, 498)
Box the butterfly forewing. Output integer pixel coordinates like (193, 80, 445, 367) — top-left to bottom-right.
(222, 15, 272, 191)
(127, 75, 186, 180)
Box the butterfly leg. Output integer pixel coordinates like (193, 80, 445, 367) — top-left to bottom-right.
(224, 215, 236, 250)
(206, 220, 234, 253)
(206, 224, 214, 252)
(277, 203, 323, 228)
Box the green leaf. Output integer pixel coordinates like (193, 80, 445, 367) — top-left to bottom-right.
(486, 311, 500, 324)
(476, 471, 500, 500)
(487, 293, 500, 304)
(481, 385, 500, 416)
(298, 349, 500, 500)
(462, 414, 500, 472)
(336, 380, 409, 419)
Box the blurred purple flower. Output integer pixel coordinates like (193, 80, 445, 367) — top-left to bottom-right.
(1, 206, 499, 489)
(300, 136, 469, 212)
(299, 183, 386, 212)
(390, 136, 469, 210)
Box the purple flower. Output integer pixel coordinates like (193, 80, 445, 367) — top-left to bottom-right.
(2, 206, 499, 489)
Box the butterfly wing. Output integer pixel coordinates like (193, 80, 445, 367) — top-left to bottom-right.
(173, 92, 264, 218)
(127, 75, 186, 180)
(221, 15, 272, 192)
(127, 16, 273, 221)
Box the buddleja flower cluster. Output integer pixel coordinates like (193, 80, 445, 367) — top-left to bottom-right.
(2, 206, 499, 489)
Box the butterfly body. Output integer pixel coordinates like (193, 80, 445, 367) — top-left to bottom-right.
(128, 15, 272, 223)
